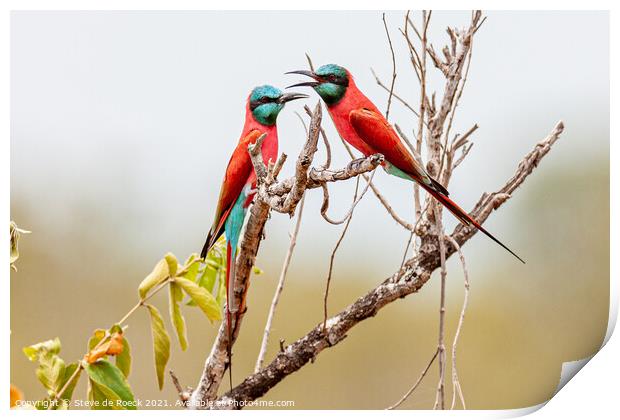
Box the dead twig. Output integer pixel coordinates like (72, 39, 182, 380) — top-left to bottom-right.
(445, 235, 469, 410)
(319, 168, 377, 225)
(321, 166, 376, 332)
(188, 100, 383, 408)
(170, 370, 191, 406)
(433, 206, 447, 410)
(371, 68, 420, 118)
(205, 121, 564, 409)
(339, 137, 415, 231)
(382, 13, 397, 121)
(254, 194, 307, 373)
(386, 349, 439, 410)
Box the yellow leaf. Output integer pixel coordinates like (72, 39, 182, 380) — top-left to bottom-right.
(169, 282, 188, 351)
(138, 259, 169, 299)
(174, 277, 222, 321)
(164, 253, 178, 277)
(146, 305, 170, 390)
(10, 221, 30, 271)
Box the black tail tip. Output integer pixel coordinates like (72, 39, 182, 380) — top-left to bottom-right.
(500, 243, 525, 264)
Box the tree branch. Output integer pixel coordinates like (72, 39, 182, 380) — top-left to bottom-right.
(206, 121, 564, 409)
(188, 102, 383, 408)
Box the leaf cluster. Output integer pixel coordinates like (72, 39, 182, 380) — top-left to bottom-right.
(23, 239, 231, 409)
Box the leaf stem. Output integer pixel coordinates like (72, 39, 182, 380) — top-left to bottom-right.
(45, 264, 183, 408)
(47, 361, 84, 410)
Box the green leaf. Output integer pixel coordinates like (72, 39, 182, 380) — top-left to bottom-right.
(58, 362, 82, 401)
(146, 304, 170, 390)
(252, 266, 264, 275)
(164, 252, 178, 277)
(23, 338, 66, 393)
(187, 241, 227, 307)
(175, 277, 222, 321)
(216, 272, 226, 308)
(36, 356, 65, 394)
(115, 337, 131, 378)
(109, 324, 123, 334)
(187, 264, 217, 307)
(85, 360, 136, 410)
(138, 259, 169, 299)
(169, 282, 188, 351)
(179, 253, 201, 282)
(201, 265, 218, 293)
(23, 337, 61, 362)
(88, 329, 107, 352)
(89, 381, 124, 410)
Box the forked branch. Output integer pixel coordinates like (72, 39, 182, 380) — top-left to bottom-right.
(205, 121, 564, 409)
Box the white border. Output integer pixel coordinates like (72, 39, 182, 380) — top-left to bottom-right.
(2, 1, 616, 418)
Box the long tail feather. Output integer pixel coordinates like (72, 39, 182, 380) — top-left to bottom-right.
(225, 242, 234, 392)
(421, 183, 525, 264)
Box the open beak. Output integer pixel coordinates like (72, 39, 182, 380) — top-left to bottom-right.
(277, 92, 309, 104)
(285, 70, 320, 89)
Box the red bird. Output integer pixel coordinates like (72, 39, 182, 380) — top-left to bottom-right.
(201, 85, 306, 387)
(287, 64, 523, 263)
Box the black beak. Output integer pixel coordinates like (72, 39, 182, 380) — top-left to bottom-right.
(285, 70, 320, 89)
(277, 92, 309, 104)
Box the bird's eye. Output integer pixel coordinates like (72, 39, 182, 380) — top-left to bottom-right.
(324, 74, 346, 86)
(251, 96, 275, 110)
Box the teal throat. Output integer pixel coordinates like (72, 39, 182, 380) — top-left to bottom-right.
(314, 83, 346, 106)
(252, 102, 284, 126)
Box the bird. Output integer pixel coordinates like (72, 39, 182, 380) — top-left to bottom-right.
(200, 85, 307, 388)
(287, 64, 524, 263)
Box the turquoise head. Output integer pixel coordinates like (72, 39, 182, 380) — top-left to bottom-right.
(249, 85, 307, 126)
(286, 64, 350, 106)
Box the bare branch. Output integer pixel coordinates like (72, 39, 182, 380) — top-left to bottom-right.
(371, 69, 420, 118)
(323, 176, 361, 330)
(188, 192, 271, 406)
(265, 153, 383, 199)
(205, 122, 564, 409)
(170, 370, 191, 406)
(426, 13, 482, 185)
(444, 123, 479, 188)
(445, 235, 469, 410)
(320, 169, 377, 225)
(433, 204, 448, 410)
(386, 349, 439, 410)
(452, 143, 474, 170)
(255, 194, 307, 373)
(280, 102, 322, 213)
(189, 99, 385, 409)
(439, 37, 476, 185)
(304, 104, 332, 169)
(382, 13, 397, 120)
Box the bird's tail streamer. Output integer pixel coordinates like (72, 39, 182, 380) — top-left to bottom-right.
(225, 242, 236, 393)
(421, 183, 525, 264)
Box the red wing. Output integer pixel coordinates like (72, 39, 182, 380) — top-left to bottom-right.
(349, 108, 427, 182)
(203, 129, 262, 256)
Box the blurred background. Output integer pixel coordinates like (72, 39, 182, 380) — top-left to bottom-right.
(10, 11, 609, 409)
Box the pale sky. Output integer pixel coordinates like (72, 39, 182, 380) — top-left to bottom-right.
(11, 11, 609, 275)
